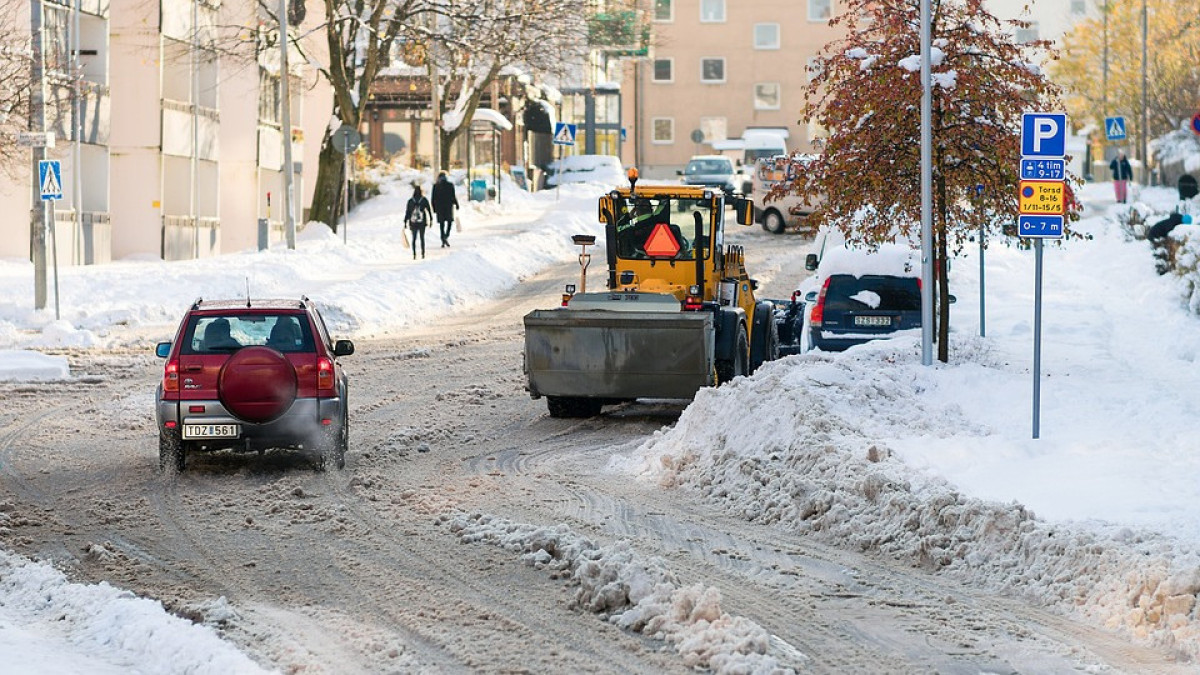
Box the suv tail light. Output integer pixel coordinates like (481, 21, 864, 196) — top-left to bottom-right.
(811, 277, 831, 327)
(163, 359, 180, 392)
(317, 356, 334, 391)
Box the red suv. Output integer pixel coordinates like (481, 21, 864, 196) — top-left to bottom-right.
(154, 297, 354, 472)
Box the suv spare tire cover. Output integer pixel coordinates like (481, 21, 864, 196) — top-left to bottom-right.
(218, 346, 299, 423)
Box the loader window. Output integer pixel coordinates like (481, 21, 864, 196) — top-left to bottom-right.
(614, 197, 712, 261)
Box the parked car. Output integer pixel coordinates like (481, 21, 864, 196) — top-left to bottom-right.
(678, 155, 738, 194)
(545, 155, 625, 188)
(154, 297, 354, 472)
(799, 233, 927, 352)
(752, 154, 824, 235)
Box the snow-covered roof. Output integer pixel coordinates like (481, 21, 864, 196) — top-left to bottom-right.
(471, 108, 513, 131)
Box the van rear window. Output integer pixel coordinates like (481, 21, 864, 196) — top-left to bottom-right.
(823, 275, 920, 312)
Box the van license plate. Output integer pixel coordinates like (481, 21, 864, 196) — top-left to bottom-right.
(854, 316, 891, 327)
(183, 424, 241, 439)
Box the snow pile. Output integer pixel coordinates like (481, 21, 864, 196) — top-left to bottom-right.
(1152, 125, 1200, 176)
(0, 173, 603, 350)
(0, 350, 70, 381)
(0, 549, 273, 674)
(620, 338, 1200, 660)
(444, 512, 803, 674)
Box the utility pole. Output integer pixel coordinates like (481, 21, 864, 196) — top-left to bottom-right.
(190, 0, 199, 258)
(919, 0, 933, 365)
(72, 0, 82, 263)
(279, 0, 296, 248)
(1140, 0, 1148, 181)
(280, 0, 296, 249)
(30, 0, 47, 309)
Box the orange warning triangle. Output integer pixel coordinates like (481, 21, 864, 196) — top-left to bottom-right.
(644, 222, 680, 257)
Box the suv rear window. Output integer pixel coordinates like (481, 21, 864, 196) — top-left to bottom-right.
(181, 314, 314, 354)
(823, 275, 920, 312)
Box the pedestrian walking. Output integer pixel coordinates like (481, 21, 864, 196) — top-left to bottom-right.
(431, 171, 460, 248)
(1110, 150, 1133, 204)
(404, 185, 433, 259)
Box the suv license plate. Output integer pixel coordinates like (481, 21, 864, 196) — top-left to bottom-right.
(183, 424, 241, 439)
(854, 315, 892, 327)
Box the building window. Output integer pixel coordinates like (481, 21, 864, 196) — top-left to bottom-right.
(1070, 0, 1086, 13)
(652, 117, 674, 144)
(1015, 22, 1039, 44)
(755, 83, 781, 110)
(654, 0, 672, 22)
(258, 68, 280, 124)
(754, 23, 780, 50)
(653, 58, 673, 83)
(44, 6, 71, 76)
(700, 0, 725, 23)
(808, 0, 831, 21)
(701, 58, 725, 84)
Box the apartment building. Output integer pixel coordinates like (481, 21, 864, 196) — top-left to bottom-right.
(634, 0, 843, 178)
(0, 0, 330, 265)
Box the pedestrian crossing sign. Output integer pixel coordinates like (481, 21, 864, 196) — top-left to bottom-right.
(38, 160, 62, 201)
(1105, 116, 1127, 141)
(553, 123, 577, 146)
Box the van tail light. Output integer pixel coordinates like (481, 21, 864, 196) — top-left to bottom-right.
(317, 357, 335, 391)
(810, 277, 831, 327)
(163, 360, 179, 392)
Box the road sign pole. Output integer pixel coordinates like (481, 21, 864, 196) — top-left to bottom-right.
(49, 199, 60, 320)
(1032, 238, 1043, 439)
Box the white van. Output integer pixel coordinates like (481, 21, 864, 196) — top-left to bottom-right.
(751, 154, 824, 235)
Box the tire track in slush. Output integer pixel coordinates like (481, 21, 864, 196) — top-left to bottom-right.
(472, 436, 1185, 674)
(140, 470, 466, 671)
(311, 465, 692, 673)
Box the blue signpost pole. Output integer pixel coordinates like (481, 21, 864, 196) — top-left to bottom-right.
(1033, 239, 1043, 439)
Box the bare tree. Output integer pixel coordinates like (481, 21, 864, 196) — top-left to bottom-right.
(0, 0, 37, 177)
(422, 0, 590, 172)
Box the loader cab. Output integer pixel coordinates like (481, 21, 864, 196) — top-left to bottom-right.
(610, 195, 716, 262)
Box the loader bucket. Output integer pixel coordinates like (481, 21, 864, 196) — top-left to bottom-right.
(523, 309, 715, 400)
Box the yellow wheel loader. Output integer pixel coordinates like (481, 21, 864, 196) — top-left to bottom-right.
(523, 170, 780, 418)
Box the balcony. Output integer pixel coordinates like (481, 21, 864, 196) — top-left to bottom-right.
(161, 99, 220, 160)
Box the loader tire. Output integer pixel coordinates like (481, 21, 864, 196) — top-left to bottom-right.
(716, 326, 749, 384)
(547, 397, 603, 418)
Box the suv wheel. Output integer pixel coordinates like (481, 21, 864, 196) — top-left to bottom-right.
(159, 428, 185, 472)
(313, 417, 347, 472)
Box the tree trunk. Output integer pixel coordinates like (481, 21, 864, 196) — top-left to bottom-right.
(309, 139, 345, 232)
(935, 223, 951, 363)
(935, 175, 951, 363)
(440, 131, 454, 173)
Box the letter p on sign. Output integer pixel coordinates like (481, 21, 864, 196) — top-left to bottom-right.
(1022, 113, 1067, 159)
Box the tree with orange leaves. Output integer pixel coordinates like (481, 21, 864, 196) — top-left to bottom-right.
(791, 0, 1068, 362)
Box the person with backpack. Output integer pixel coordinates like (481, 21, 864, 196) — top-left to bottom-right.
(404, 184, 433, 259)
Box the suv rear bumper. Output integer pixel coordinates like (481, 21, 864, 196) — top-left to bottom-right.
(156, 396, 345, 450)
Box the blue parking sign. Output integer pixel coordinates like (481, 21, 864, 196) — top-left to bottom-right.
(1021, 113, 1067, 158)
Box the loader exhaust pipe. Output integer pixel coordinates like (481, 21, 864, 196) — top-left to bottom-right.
(572, 235, 596, 294)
